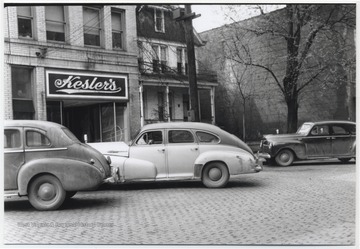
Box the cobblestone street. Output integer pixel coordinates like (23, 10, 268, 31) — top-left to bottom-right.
(4, 160, 357, 246)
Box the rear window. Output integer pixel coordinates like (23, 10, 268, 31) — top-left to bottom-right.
(196, 131, 220, 143)
(26, 131, 50, 147)
(62, 128, 81, 143)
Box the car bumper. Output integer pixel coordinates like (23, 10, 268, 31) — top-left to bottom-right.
(103, 166, 120, 184)
(254, 152, 271, 172)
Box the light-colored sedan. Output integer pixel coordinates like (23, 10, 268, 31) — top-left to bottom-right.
(89, 122, 268, 188)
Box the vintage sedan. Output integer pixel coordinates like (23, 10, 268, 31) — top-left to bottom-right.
(259, 121, 356, 166)
(89, 122, 267, 188)
(4, 120, 117, 210)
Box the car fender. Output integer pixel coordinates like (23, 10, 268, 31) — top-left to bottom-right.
(272, 142, 305, 159)
(17, 158, 104, 195)
(194, 150, 255, 177)
(123, 158, 157, 181)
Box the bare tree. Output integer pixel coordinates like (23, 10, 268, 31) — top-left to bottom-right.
(221, 4, 355, 132)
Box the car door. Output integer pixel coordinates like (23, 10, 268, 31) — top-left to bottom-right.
(129, 129, 167, 179)
(303, 124, 332, 158)
(4, 127, 24, 190)
(166, 129, 199, 179)
(330, 124, 355, 156)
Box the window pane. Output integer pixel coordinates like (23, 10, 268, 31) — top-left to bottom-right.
(12, 67, 32, 99)
(161, 47, 167, 61)
(18, 6, 31, 17)
(169, 130, 194, 143)
(26, 131, 50, 147)
(83, 7, 100, 28)
(4, 130, 21, 148)
(332, 126, 348, 135)
(111, 12, 122, 31)
(18, 18, 32, 38)
(45, 6, 64, 22)
(196, 131, 220, 143)
(83, 7, 101, 46)
(136, 131, 163, 145)
(112, 32, 122, 49)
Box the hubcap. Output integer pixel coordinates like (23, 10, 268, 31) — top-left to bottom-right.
(280, 153, 290, 162)
(208, 168, 222, 181)
(37, 183, 56, 201)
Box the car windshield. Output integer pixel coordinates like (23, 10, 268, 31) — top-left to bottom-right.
(296, 123, 313, 135)
(62, 128, 81, 143)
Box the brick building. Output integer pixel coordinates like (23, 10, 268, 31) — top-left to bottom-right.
(197, 5, 356, 139)
(4, 5, 140, 142)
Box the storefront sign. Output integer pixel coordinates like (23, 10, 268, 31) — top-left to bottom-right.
(46, 70, 128, 100)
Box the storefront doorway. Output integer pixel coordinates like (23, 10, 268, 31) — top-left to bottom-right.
(47, 101, 127, 143)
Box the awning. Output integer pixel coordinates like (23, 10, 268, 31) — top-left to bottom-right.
(12, 99, 35, 112)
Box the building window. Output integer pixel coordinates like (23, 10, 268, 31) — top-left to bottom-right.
(12, 67, 35, 120)
(154, 8, 165, 33)
(177, 48, 183, 74)
(17, 6, 33, 38)
(111, 9, 124, 49)
(45, 6, 66, 42)
(83, 6, 101, 46)
(152, 45, 167, 73)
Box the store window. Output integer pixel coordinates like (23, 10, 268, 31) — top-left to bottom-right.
(101, 103, 126, 142)
(154, 8, 165, 33)
(83, 6, 101, 46)
(17, 6, 33, 38)
(45, 6, 66, 42)
(111, 9, 124, 49)
(12, 67, 35, 120)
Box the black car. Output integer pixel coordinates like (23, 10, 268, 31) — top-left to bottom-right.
(259, 121, 356, 166)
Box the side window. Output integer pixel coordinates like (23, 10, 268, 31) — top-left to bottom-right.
(168, 130, 194, 144)
(136, 131, 163, 145)
(4, 129, 21, 148)
(332, 125, 348, 135)
(26, 131, 50, 147)
(196, 131, 220, 143)
(310, 125, 329, 136)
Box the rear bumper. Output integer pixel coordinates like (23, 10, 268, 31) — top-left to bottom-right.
(254, 152, 271, 172)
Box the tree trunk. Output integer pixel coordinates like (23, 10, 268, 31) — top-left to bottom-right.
(286, 98, 298, 133)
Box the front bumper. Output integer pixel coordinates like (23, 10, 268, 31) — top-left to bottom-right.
(103, 166, 120, 184)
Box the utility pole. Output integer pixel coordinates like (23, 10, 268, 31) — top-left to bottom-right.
(173, 5, 200, 122)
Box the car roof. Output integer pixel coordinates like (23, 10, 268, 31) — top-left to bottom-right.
(306, 120, 356, 126)
(4, 120, 64, 130)
(141, 122, 222, 132)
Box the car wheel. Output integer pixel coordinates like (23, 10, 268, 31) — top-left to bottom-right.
(66, 191, 77, 199)
(202, 162, 229, 188)
(28, 174, 66, 211)
(275, 149, 294, 166)
(338, 158, 351, 163)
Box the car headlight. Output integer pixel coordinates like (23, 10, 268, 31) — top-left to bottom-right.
(268, 142, 273, 149)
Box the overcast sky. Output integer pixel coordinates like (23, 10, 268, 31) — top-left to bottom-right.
(191, 4, 286, 33)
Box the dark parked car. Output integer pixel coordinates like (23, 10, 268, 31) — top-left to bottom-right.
(4, 120, 117, 210)
(259, 121, 356, 166)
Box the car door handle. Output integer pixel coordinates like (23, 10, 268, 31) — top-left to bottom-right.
(158, 148, 165, 152)
(191, 148, 198, 151)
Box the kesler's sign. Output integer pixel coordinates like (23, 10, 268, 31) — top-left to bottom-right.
(46, 70, 128, 100)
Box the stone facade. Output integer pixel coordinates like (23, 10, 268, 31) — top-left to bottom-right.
(4, 5, 140, 141)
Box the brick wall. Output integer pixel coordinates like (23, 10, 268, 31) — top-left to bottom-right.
(197, 6, 355, 138)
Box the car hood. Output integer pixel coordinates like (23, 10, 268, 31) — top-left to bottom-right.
(88, 142, 129, 157)
(263, 134, 303, 141)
